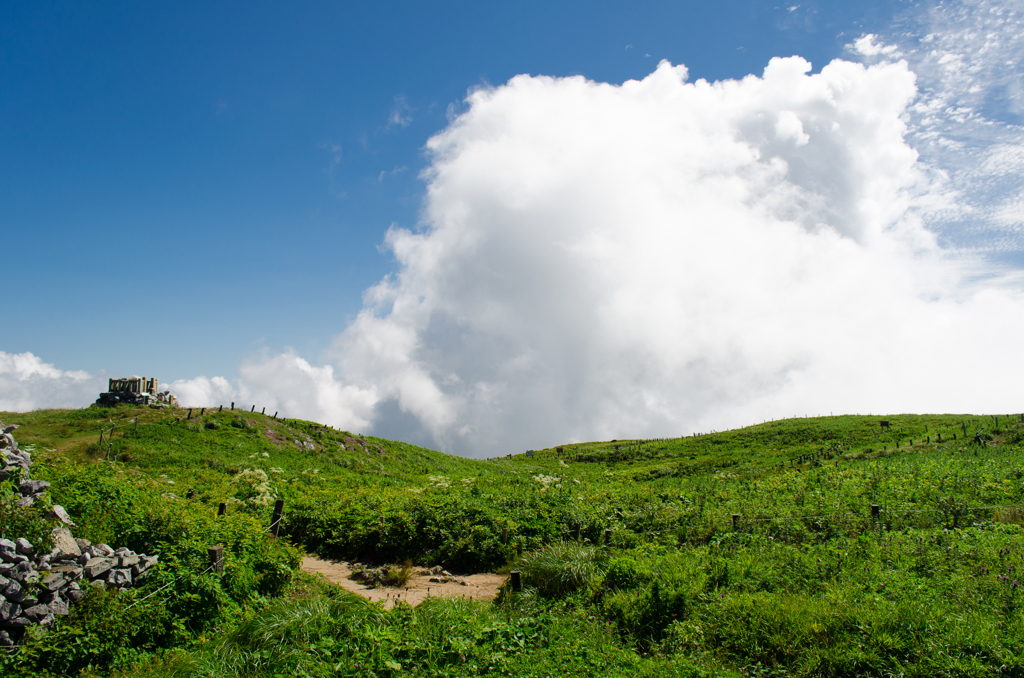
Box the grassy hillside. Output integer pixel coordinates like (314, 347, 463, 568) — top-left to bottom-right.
(3, 405, 1024, 677)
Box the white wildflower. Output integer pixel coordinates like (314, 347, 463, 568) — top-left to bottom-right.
(232, 467, 275, 508)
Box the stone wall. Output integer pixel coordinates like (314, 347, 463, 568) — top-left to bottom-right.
(95, 390, 177, 407)
(0, 421, 159, 647)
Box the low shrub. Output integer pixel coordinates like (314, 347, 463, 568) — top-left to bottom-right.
(604, 555, 651, 590)
(603, 580, 691, 647)
(7, 585, 141, 676)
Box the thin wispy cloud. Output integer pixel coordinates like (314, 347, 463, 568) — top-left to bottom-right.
(320, 143, 347, 199)
(862, 0, 1024, 255)
(388, 94, 414, 129)
(378, 166, 408, 182)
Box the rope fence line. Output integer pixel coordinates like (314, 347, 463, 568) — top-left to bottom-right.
(541, 415, 1024, 479)
(539, 502, 1024, 543)
(124, 562, 216, 611)
(744, 512, 861, 523)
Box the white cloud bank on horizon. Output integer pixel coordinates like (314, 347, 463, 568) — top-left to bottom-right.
(0, 351, 104, 412)
(170, 47, 1024, 457)
(168, 351, 377, 430)
(12, 1, 1024, 457)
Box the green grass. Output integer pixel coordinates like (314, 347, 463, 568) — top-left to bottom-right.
(2, 404, 1024, 676)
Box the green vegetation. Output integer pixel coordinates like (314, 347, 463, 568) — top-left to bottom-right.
(3, 404, 1024, 676)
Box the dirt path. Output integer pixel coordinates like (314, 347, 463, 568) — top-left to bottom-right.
(301, 556, 507, 608)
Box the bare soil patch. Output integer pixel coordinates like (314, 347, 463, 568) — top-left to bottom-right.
(301, 556, 506, 608)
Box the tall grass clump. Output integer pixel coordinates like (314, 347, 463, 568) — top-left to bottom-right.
(132, 593, 385, 678)
(209, 595, 382, 675)
(517, 541, 600, 597)
(384, 560, 415, 587)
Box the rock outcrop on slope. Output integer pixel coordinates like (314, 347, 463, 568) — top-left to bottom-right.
(0, 424, 49, 509)
(0, 421, 159, 646)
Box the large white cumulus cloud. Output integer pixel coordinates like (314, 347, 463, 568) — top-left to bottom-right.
(11, 25, 1024, 458)
(0, 351, 104, 411)
(325, 55, 1024, 455)
(162, 53, 1024, 456)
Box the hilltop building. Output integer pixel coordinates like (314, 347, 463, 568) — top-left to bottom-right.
(96, 376, 177, 407)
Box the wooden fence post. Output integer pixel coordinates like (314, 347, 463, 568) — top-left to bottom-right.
(501, 528, 508, 544)
(219, 405, 223, 412)
(231, 402, 234, 410)
(208, 545, 224, 575)
(269, 500, 285, 537)
(251, 405, 255, 413)
(510, 570, 522, 592)
(871, 504, 880, 519)
(604, 529, 612, 546)
(261, 407, 265, 415)
(218, 502, 226, 517)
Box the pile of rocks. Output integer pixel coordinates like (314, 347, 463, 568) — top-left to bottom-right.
(0, 424, 52, 509)
(420, 565, 466, 585)
(349, 563, 467, 587)
(0, 531, 159, 646)
(0, 421, 160, 646)
(349, 564, 402, 587)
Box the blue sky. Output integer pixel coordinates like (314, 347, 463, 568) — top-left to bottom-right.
(2, 0, 898, 377)
(4, 1, 1024, 456)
